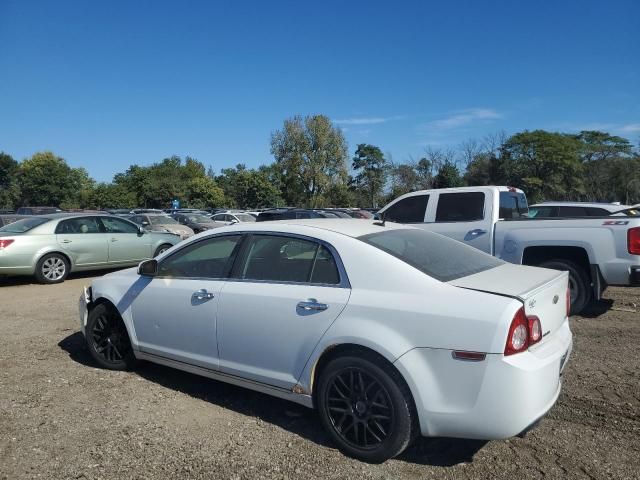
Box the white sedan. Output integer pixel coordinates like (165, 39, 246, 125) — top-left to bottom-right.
(79, 219, 572, 462)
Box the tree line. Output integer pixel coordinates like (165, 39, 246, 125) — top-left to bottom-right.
(1, 115, 639, 211)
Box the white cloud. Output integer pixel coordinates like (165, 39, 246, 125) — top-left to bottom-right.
(425, 108, 502, 131)
(620, 123, 640, 133)
(333, 115, 403, 125)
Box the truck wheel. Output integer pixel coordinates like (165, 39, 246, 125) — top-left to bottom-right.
(538, 259, 591, 315)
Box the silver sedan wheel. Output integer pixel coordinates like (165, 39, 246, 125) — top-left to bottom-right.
(42, 257, 66, 281)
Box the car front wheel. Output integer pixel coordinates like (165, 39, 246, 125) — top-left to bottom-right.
(86, 303, 136, 370)
(317, 354, 416, 463)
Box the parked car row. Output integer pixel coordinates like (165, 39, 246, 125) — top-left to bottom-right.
(0, 213, 180, 283)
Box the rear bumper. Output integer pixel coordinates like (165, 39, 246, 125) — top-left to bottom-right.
(394, 319, 572, 440)
(631, 266, 640, 286)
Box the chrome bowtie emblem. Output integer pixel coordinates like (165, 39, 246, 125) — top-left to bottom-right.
(528, 299, 536, 309)
(552, 295, 559, 304)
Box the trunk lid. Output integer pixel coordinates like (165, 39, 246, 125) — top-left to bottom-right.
(449, 263, 569, 342)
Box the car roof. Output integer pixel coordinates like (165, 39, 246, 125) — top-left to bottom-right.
(227, 218, 411, 238)
(35, 213, 123, 221)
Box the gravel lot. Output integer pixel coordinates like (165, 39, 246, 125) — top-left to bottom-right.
(1, 272, 639, 480)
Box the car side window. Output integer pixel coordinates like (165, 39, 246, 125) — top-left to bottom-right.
(558, 206, 588, 217)
(587, 207, 609, 216)
(384, 195, 429, 223)
(435, 192, 485, 222)
(158, 235, 243, 278)
(238, 235, 341, 284)
(100, 217, 139, 234)
(55, 217, 102, 234)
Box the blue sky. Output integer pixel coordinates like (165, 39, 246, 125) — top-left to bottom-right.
(1, 0, 638, 182)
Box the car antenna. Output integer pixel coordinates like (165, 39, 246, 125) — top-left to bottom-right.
(373, 212, 386, 227)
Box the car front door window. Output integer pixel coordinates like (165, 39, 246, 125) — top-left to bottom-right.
(158, 235, 243, 278)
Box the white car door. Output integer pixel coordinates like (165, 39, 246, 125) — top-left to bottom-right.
(422, 191, 493, 253)
(130, 234, 244, 370)
(217, 234, 350, 390)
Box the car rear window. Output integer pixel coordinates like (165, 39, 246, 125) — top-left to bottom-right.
(435, 192, 485, 222)
(499, 191, 529, 219)
(0, 217, 49, 233)
(359, 228, 504, 282)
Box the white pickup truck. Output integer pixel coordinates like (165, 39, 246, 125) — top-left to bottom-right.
(378, 186, 640, 314)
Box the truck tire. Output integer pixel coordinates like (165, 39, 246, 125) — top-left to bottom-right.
(538, 259, 591, 315)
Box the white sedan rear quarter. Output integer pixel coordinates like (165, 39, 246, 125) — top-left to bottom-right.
(79, 219, 572, 462)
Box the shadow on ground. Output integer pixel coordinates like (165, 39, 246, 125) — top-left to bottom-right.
(0, 268, 125, 287)
(579, 298, 614, 318)
(58, 331, 486, 466)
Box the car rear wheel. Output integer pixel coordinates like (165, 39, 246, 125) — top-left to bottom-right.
(317, 354, 416, 463)
(35, 253, 69, 284)
(86, 303, 136, 370)
(538, 259, 591, 315)
(154, 244, 172, 257)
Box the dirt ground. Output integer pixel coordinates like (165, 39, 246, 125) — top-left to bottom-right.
(0, 272, 639, 480)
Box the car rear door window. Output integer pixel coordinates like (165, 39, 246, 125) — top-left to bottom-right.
(384, 195, 429, 223)
(100, 217, 139, 233)
(158, 235, 243, 278)
(238, 235, 341, 284)
(435, 192, 485, 222)
(55, 217, 102, 234)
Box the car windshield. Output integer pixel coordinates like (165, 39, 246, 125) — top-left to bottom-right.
(236, 213, 256, 222)
(187, 214, 212, 223)
(150, 216, 178, 225)
(359, 228, 504, 282)
(0, 217, 49, 233)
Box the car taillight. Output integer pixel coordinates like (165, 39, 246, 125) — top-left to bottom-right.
(628, 227, 640, 255)
(528, 315, 542, 345)
(0, 239, 14, 249)
(505, 307, 543, 355)
(505, 307, 529, 355)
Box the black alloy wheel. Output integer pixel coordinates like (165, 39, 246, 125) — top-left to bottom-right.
(86, 304, 135, 370)
(317, 355, 415, 463)
(325, 367, 394, 449)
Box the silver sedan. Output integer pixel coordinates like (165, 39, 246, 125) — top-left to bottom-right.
(0, 213, 181, 283)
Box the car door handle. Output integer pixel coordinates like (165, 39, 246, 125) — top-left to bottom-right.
(110, 238, 118, 242)
(464, 229, 487, 240)
(61, 239, 72, 244)
(297, 300, 328, 311)
(192, 289, 214, 300)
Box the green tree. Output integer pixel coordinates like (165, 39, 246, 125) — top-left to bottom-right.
(90, 183, 137, 209)
(389, 163, 419, 199)
(186, 176, 225, 209)
(352, 144, 388, 207)
(575, 131, 633, 201)
(217, 164, 283, 208)
(0, 152, 20, 209)
(17, 152, 93, 207)
(270, 115, 349, 207)
(498, 130, 584, 203)
(433, 161, 463, 188)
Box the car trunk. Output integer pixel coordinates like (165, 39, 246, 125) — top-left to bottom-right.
(448, 263, 569, 344)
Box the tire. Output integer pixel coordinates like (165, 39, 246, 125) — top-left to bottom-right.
(316, 354, 417, 463)
(538, 259, 591, 315)
(86, 303, 136, 370)
(34, 253, 69, 284)
(154, 244, 172, 257)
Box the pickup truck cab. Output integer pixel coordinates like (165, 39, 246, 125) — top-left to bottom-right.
(378, 186, 640, 314)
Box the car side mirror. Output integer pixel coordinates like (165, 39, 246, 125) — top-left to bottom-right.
(138, 259, 158, 276)
(141, 221, 149, 226)
(137, 226, 145, 235)
(230, 219, 239, 224)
